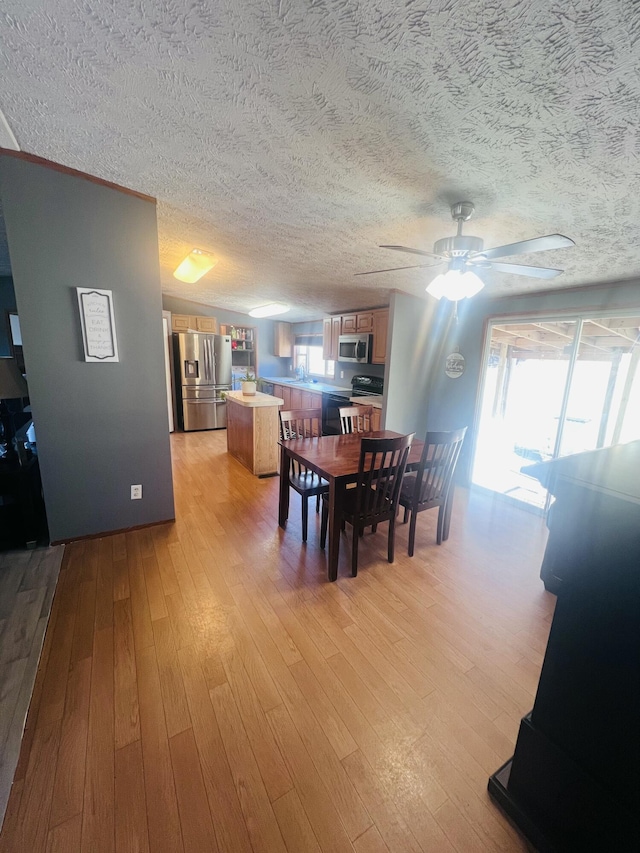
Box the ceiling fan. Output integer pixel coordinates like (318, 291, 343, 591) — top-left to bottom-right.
(356, 202, 575, 301)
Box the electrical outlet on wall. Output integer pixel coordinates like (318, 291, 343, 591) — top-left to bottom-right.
(340, 371, 344, 379)
(131, 484, 142, 500)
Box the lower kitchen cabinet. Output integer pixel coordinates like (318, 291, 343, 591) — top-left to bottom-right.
(272, 384, 322, 416)
(272, 383, 291, 410)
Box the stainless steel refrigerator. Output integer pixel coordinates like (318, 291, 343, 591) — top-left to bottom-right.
(173, 332, 232, 430)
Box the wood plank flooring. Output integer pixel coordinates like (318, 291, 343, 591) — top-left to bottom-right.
(0, 430, 554, 851)
(0, 545, 64, 827)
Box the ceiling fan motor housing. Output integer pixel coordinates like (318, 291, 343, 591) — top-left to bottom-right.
(433, 235, 484, 257)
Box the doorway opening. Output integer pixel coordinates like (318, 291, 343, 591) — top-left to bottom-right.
(472, 312, 640, 511)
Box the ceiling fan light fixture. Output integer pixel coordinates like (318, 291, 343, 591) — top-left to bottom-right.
(426, 269, 484, 301)
(173, 249, 218, 283)
(248, 302, 290, 318)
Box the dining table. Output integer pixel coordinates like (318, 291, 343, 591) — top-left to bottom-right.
(278, 430, 424, 581)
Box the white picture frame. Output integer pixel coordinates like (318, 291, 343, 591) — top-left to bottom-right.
(77, 287, 119, 362)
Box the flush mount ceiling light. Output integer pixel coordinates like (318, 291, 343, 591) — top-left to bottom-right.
(248, 303, 290, 318)
(426, 268, 485, 301)
(173, 249, 218, 283)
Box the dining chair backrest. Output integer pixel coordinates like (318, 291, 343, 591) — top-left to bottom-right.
(414, 427, 467, 506)
(339, 405, 373, 434)
(279, 408, 322, 441)
(278, 408, 327, 543)
(355, 433, 414, 521)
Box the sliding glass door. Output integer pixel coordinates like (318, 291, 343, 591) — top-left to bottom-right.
(472, 312, 640, 510)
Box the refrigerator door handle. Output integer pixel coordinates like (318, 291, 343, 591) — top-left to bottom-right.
(209, 338, 216, 384)
(203, 338, 210, 382)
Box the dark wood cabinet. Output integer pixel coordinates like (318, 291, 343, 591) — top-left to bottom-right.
(489, 442, 640, 851)
(0, 457, 47, 549)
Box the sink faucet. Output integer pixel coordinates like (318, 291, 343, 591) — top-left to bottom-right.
(296, 363, 306, 381)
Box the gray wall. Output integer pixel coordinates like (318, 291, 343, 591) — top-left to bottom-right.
(0, 275, 17, 356)
(0, 155, 175, 542)
(426, 279, 640, 482)
(162, 294, 289, 378)
(383, 291, 440, 436)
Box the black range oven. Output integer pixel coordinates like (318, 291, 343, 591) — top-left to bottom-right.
(321, 375, 384, 435)
(322, 392, 351, 435)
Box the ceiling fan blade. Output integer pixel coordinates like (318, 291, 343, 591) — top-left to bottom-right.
(379, 244, 445, 260)
(355, 262, 442, 276)
(471, 234, 575, 261)
(476, 261, 564, 279)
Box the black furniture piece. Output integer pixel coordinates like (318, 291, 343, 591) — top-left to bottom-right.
(319, 433, 414, 576)
(398, 427, 467, 556)
(278, 408, 328, 543)
(488, 441, 640, 852)
(0, 455, 47, 549)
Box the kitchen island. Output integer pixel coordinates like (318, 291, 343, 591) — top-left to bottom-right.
(226, 390, 284, 477)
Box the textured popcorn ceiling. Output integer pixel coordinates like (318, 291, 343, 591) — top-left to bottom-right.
(1, 1, 640, 320)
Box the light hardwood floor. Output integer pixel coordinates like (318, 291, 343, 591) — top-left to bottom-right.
(0, 430, 554, 852)
(0, 545, 64, 827)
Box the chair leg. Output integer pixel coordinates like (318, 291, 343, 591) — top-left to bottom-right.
(388, 517, 396, 563)
(403, 505, 409, 524)
(302, 496, 309, 543)
(316, 493, 321, 513)
(320, 501, 328, 548)
(351, 524, 359, 576)
(408, 510, 418, 557)
(442, 494, 453, 540)
(371, 523, 377, 533)
(436, 504, 444, 545)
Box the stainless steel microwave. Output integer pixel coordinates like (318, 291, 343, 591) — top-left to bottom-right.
(338, 334, 372, 363)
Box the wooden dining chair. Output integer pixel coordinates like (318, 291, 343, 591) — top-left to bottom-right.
(339, 405, 373, 434)
(320, 433, 414, 576)
(399, 427, 467, 556)
(279, 408, 328, 543)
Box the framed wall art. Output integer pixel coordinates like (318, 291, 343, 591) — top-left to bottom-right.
(77, 287, 119, 362)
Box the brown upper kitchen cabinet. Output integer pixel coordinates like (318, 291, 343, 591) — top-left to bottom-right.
(342, 312, 374, 334)
(341, 313, 357, 334)
(274, 321, 293, 357)
(171, 313, 218, 333)
(372, 309, 389, 363)
(322, 318, 332, 360)
(171, 314, 194, 332)
(195, 316, 218, 333)
(324, 308, 388, 363)
(323, 317, 341, 361)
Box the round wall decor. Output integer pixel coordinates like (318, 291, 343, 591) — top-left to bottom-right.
(445, 351, 465, 378)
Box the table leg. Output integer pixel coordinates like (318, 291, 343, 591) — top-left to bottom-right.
(278, 445, 290, 528)
(328, 478, 341, 582)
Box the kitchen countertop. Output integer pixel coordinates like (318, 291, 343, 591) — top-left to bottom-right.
(261, 377, 352, 396)
(349, 396, 383, 409)
(226, 390, 284, 407)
